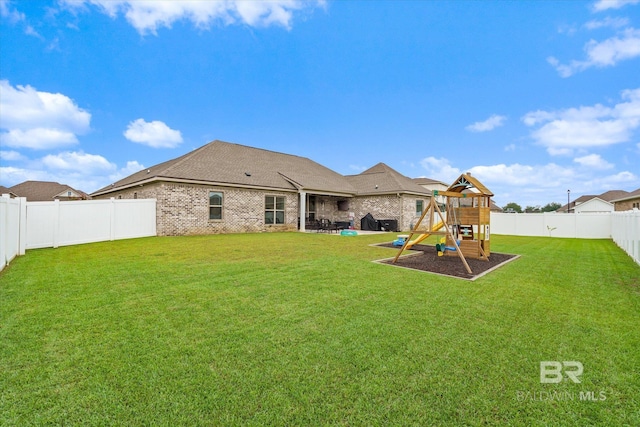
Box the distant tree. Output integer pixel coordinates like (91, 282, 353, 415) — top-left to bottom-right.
(503, 202, 522, 213)
(541, 202, 561, 212)
(525, 205, 541, 213)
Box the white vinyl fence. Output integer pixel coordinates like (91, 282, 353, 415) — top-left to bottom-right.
(490, 212, 612, 238)
(611, 210, 640, 265)
(1, 197, 156, 271)
(1, 196, 26, 271)
(491, 210, 640, 265)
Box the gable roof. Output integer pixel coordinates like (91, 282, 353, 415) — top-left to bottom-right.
(92, 140, 357, 197)
(573, 197, 613, 211)
(0, 186, 17, 197)
(597, 190, 629, 202)
(611, 187, 640, 203)
(345, 163, 431, 196)
(558, 189, 633, 212)
(9, 181, 89, 201)
(447, 173, 493, 196)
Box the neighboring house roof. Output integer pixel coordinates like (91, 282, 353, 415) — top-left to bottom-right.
(412, 177, 448, 187)
(9, 181, 90, 201)
(447, 173, 493, 196)
(345, 163, 431, 196)
(597, 190, 630, 202)
(0, 186, 17, 197)
(610, 187, 640, 203)
(92, 140, 357, 197)
(558, 189, 632, 212)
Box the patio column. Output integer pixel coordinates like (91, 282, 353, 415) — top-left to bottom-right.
(299, 191, 306, 232)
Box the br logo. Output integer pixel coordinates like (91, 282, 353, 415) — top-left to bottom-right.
(540, 361, 583, 383)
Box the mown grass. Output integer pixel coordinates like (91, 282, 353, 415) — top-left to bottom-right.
(1, 233, 639, 426)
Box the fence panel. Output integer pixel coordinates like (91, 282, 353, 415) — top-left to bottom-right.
(113, 199, 157, 239)
(58, 200, 113, 246)
(1, 196, 26, 271)
(491, 212, 611, 238)
(24, 202, 57, 249)
(25, 199, 157, 250)
(611, 210, 640, 265)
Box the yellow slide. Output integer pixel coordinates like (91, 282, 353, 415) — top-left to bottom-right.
(406, 221, 444, 249)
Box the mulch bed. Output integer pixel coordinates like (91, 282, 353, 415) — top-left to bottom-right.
(374, 243, 519, 280)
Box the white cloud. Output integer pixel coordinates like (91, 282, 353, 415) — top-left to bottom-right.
(468, 163, 574, 188)
(592, 0, 640, 12)
(0, 80, 91, 149)
(522, 88, 640, 154)
(41, 151, 115, 173)
(0, 150, 26, 161)
(108, 160, 146, 183)
(419, 157, 461, 183)
(584, 16, 629, 30)
(0, 166, 50, 186)
(573, 153, 615, 169)
(61, 0, 323, 35)
(124, 118, 183, 148)
(548, 28, 640, 77)
(0, 0, 25, 23)
(584, 171, 638, 190)
(0, 128, 79, 149)
(0, 154, 146, 193)
(465, 115, 506, 133)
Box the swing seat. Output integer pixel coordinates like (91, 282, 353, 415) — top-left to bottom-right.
(436, 240, 461, 253)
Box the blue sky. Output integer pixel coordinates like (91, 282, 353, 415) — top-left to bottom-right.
(1, 0, 639, 207)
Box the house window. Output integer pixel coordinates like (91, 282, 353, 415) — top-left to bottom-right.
(133, 192, 137, 199)
(416, 200, 424, 216)
(209, 192, 223, 220)
(265, 195, 285, 224)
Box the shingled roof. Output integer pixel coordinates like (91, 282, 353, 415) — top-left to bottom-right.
(345, 163, 431, 196)
(9, 181, 89, 201)
(92, 140, 357, 196)
(610, 188, 640, 202)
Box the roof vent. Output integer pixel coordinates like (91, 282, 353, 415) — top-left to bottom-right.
(147, 169, 150, 174)
(245, 172, 252, 177)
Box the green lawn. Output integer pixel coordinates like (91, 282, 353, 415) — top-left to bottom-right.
(1, 233, 639, 426)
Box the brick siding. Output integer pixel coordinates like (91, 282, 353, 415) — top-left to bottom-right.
(95, 181, 431, 235)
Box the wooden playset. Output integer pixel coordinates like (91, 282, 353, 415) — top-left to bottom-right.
(392, 173, 493, 274)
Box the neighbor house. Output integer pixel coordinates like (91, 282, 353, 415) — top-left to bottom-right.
(91, 140, 433, 236)
(558, 190, 629, 213)
(0, 186, 17, 198)
(611, 188, 640, 211)
(9, 181, 90, 202)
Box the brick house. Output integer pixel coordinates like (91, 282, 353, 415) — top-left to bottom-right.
(611, 188, 640, 211)
(91, 140, 432, 236)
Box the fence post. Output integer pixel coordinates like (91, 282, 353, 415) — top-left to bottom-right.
(53, 199, 60, 249)
(1, 195, 8, 270)
(110, 198, 116, 241)
(18, 197, 26, 255)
